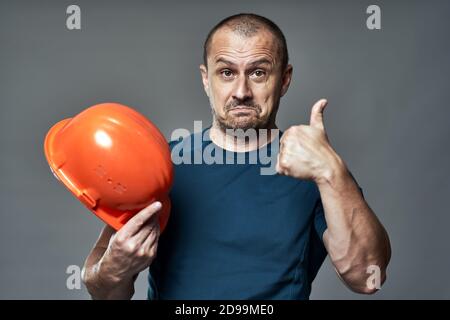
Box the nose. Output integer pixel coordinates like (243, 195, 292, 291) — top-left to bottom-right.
(232, 76, 253, 101)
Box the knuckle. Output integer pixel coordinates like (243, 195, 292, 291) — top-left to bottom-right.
(283, 129, 293, 138)
(296, 125, 307, 133)
(281, 127, 295, 140)
(125, 241, 137, 254)
(284, 128, 300, 140)
(279, 156, 290, 168)
(137, 248, 146, 258)
(113, 235, 126, 246)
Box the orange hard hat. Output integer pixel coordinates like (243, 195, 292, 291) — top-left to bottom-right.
(44, 103, 173, 231)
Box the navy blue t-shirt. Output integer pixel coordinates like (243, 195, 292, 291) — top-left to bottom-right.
(148, 127, 329, 299)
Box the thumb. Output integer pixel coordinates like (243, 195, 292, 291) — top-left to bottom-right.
(309, 99, 328, 130)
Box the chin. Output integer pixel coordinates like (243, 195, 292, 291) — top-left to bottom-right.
(220, 115, 268, 131)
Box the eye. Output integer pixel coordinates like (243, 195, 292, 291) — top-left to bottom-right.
(251, 69, 266, 79)
(220, 69, 234, 78)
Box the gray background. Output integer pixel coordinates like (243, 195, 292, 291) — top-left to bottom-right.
(1, 0, 449, 299)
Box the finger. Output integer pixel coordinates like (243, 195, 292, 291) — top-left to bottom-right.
(141, 238, 159, 264)
(131, 213, 160, 245)
(279, 135, 295, 150)
(279, 128, 291, 145)
(141, 223, 160, 254)
(119, 201, 162, 237)
(309, 99, 328, 130)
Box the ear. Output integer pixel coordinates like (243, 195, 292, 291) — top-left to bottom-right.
(280, 64, 293, 97)
(199, 64, 210, 97)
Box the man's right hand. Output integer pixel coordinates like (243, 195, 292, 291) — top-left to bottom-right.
(82, 201, 162, 299)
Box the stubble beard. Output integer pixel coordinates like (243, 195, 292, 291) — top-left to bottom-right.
(211, 101, 274, 132)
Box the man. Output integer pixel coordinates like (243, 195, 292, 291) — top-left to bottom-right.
(82, 13, 391, 299)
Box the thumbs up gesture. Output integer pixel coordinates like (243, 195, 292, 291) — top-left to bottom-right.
(276, 99, 343, 183)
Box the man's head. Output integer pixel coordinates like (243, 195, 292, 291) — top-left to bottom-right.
(200, 13, 293, 131)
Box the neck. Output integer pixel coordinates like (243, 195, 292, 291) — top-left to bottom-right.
(209, 120, 279, 153)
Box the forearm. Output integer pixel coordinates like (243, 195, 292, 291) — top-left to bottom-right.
(83, 247, 135, 300)
(317, 157, 391, 293)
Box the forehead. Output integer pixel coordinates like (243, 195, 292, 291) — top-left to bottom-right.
(209, 27, 279, 62)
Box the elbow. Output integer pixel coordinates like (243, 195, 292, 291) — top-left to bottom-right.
(352, 271, 387, 295)
(331, 232, 391, 295)
(81, 266, 89, 286)
(335, 261, 388, 295)
(352, 286, 379, 295)
(81, 265, 97, 298)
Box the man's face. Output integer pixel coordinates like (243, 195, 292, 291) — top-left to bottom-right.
(200, 27, 292, 130)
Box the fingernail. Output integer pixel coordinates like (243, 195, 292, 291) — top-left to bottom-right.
(153, 201, 162, 210)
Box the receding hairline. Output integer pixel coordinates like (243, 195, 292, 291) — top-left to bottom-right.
(203, 14, 289, 70)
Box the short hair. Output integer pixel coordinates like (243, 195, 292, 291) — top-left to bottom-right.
(203, 13, 289, 71)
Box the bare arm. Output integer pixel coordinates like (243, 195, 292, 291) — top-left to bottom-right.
(82, 201, 162, 299)
(319, 160, 391, 294)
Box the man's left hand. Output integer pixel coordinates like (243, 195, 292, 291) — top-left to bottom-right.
(276, 99, 344, 183)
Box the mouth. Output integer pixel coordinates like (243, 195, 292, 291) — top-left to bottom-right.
(227, 106, 257, 112)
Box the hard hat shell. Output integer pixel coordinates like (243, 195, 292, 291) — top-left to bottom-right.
(44, 103, 173, 231)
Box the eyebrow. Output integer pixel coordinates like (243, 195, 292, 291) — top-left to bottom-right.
(215, 58, 273, 68)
